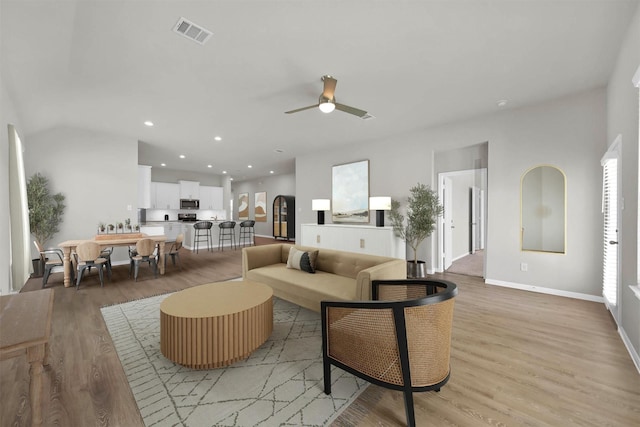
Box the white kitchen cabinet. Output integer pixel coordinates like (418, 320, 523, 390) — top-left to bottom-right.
(179, 180, 200, 200)
(300, 224, 405, 259)
(137, 165, 152, 209)
(163, 222, 185, 242)
(200, 186, 224, 210)
(151, 182, 180, 209)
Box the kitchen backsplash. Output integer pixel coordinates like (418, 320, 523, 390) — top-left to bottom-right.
(143, 209, 227, 222)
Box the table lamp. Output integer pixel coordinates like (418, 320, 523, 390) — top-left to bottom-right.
(312, 199, 330, 225)
(369, 196, 391, 227)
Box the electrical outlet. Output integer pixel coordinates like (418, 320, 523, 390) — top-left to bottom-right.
(520, 262, 528, 272)
(127, 204, 132, 211)
(316, 235, 320, 244)
(360, 239, 365, 248)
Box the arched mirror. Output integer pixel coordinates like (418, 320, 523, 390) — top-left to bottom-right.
(521, 165, 566, 253)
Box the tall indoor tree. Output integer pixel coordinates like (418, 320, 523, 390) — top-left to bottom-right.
(27, 173, 66, 249)
(389, 182, 443, 278)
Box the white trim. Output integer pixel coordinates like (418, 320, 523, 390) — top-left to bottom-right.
(484, 278, 605, 302)
(632, 64, 640, 88)
(618, 322, 640, 374)
(630, 285, 640, 300)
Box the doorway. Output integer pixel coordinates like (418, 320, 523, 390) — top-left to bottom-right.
(438, 168, 487, 278)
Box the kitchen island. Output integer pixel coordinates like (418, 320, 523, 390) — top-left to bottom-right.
(141, 220, 236, 251)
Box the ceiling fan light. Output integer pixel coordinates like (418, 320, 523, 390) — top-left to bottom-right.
(318, 101, 335, 113)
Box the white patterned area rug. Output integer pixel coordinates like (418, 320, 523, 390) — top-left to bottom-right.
(101, 294, 368, 427)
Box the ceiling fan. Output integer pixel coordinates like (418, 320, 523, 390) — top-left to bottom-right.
(285, 75, 368, 118)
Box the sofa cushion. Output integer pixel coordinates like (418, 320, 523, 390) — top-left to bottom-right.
(286, 247, 318, 273)
(246, 264, 359, 302)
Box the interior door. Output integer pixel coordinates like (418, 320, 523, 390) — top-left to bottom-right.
(442, 176, 453, 270)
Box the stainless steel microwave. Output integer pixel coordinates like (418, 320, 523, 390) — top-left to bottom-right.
(180, 199, 200, 210)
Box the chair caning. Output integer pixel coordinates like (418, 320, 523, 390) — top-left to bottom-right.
(378, 284, 429, 301)
(405, 299, 455, 387)
(327, 307, 404, 385)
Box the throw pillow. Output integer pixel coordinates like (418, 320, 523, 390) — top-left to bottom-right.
(286, 247, 318, 274)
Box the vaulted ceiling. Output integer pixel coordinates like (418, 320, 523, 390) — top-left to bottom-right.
(2, 0, 638, 181)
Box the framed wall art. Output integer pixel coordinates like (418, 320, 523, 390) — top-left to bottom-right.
(238, 192, 249, 220)
(332, 159, 369, 223)
(254, 191, 267, 222)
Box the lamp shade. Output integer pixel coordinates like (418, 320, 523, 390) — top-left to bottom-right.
(312, 199, 331, 211)
(369, 196, 391, 211)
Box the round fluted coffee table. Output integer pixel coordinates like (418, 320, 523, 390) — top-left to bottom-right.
(160, 280, 273, 369)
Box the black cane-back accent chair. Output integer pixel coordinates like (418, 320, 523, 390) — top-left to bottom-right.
(321, 279, 457, 427)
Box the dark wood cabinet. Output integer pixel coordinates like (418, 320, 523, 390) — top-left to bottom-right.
(273, 195, 295, 240)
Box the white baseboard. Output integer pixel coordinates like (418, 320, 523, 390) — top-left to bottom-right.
(617, 324, 640, 374)
(484, 278, 605, 303)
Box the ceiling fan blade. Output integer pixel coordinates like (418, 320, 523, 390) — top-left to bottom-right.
(335, 103, 368, 117)
(321, 75, 337, 100)
(285, 104, 319, 114)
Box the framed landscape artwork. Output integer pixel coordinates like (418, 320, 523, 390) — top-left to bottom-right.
(332, 159, 369, 223)
(238, 192, 249, 220)
(254, 192, 267, 222)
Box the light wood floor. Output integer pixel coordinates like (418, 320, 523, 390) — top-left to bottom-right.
(1, 240, 639, 426)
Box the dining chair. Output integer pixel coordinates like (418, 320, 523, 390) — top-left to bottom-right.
(75, 241, 108, 290)
(164, 233, 184, 269)
(130, 238, 158, 281)
(35, 240, 73, 287)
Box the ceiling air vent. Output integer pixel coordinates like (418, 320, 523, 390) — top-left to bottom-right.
(360, 113, 375, 121)
(173, 17, 212, 45)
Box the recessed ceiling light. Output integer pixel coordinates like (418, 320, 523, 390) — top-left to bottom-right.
(207, 164, 212, 168)
(214, 136, 222, 141)
(222, 171, 227, 174)
(248, 165, 252, 168)
(497, 99, 508, 107)
(229, 177, 234, 181)
(161, 163, 166, 167)
(179, 154, 185, 159)
(144, 121, 154, 127)
(270, 170, 274, 174)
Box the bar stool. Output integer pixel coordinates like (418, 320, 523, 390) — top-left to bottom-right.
(193, 221, 213, 253)
(218, 221, 237, 251)
(239, 220, 256, 247)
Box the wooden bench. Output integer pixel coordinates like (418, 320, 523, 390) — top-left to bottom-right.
(0, 288, 54, 426)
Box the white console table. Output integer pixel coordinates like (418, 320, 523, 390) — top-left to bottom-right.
(300, 224, 405, 259)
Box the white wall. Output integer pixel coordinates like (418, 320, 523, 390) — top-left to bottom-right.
(231, 173, 295, 237)
(24, 126, 138, 264)
(297, 88, 606, 299)
(607, 4, 640, 366)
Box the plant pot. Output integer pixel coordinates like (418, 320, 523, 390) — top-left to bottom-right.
(32, 258, 44, 277)
(407, 260, 426, 279)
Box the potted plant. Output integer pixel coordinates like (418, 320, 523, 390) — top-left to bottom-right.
(389, 183, 443, 278)
(27, 173, 66, 276)
(98, 222, 106, 234)
(108, 224, 115, 233)
(117, 222, 124, 233)
(125, 218, 131, 232)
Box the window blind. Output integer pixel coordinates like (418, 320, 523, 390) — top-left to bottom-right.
(602, 154, 618, 308)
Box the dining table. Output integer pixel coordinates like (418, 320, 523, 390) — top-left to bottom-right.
(58, 234, 167, 287)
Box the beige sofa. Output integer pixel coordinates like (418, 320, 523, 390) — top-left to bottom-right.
(242, 243, 406, 312)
